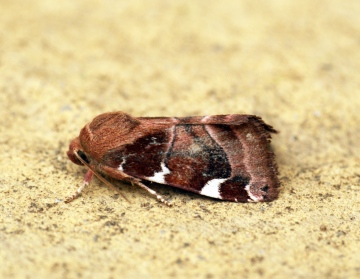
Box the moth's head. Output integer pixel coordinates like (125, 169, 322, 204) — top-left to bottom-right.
(67, 137, 89, 166)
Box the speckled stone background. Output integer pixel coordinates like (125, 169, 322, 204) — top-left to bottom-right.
(1, 0, 359, 278)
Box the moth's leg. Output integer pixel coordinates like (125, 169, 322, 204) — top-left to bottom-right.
(65, 169, 94, 203)
(100, 165, 172, 206)
(129, 179, 172, 206)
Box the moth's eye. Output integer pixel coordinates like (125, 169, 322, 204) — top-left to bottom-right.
(77, 150, 90, 164)
(261, 185, 269, 193)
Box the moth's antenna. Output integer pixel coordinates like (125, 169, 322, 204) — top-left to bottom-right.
(73, 151, 130, 203)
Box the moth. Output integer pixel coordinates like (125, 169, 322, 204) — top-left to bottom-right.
(66, 111, 279, 205)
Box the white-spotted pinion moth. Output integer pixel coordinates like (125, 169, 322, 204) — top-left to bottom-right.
(66, 112, 279, 205)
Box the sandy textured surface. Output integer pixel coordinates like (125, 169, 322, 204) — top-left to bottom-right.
(1, 0, 359, 278)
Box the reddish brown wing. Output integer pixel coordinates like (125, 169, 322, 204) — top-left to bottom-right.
(95, 114, 279, 202)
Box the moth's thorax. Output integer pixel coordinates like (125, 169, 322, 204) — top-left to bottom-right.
(77, 112, 175, 163)
(76, 112, 139, 163)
